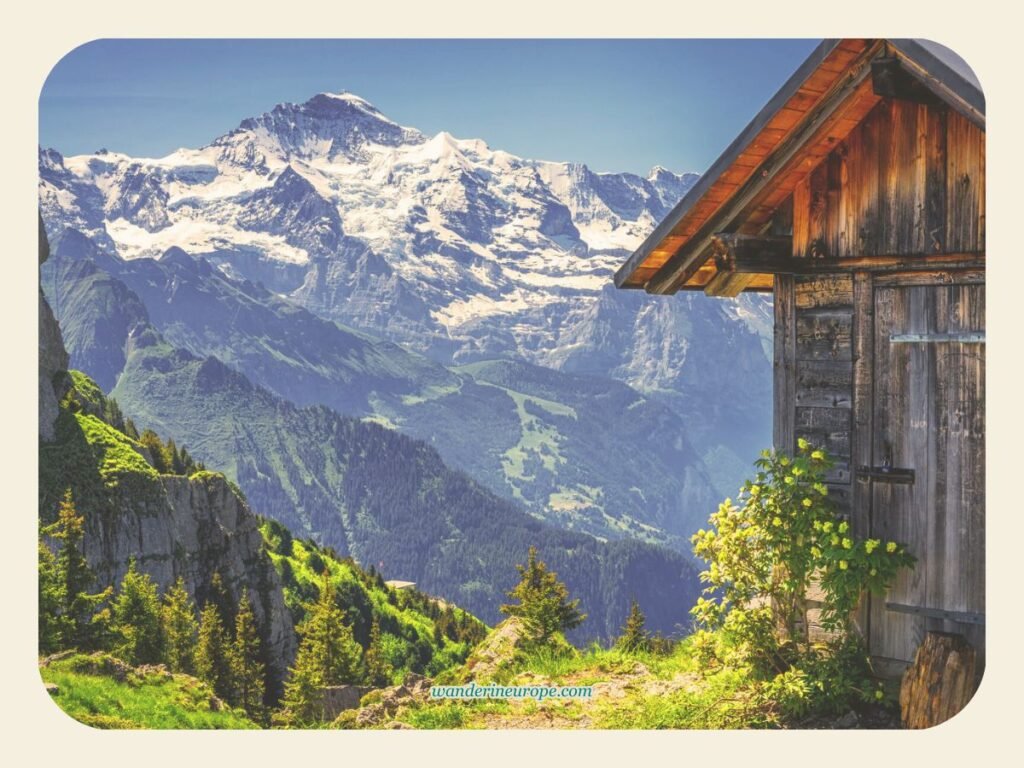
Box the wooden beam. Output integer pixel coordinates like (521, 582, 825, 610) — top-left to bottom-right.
(711, 233, 793, 268)
(871, 57, 943, 105)
(703, 271, 757, 297)
(773, 274, 797, 453)
(728, 251, 984, 276)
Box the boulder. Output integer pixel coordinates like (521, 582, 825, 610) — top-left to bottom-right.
(462, 617, 530, 682)
(322, 685, 370, 720)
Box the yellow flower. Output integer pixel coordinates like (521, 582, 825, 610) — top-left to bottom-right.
(875, 690, 884, 701)
(812, 520, 822, 531)
(784, 476, 795, 485)
(822, 521, 833, 533)
(772, 517, 782, 527)
(749, 485, 761, 496)
(865, 539, 879, 554)
(839, 560, 848, 570)
(838, 521, 849, 534)
(780, 457, 790, 467)
(842, 538, 853, 549)
(811, 547, 822, 558)
(831, 534, 840, 546)
(802, 498, 813, 508)
(811, 450, 825, 461)
(814, 483, 828, 496)
(798, 437, 810, 451)
(870, 568, 877, 576)
(792, 466, 804, 477)
(886, 542, 898, 553)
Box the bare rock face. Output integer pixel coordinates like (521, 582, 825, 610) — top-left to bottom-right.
(39, 216, 69, 442)
(80, 473, 296, 692)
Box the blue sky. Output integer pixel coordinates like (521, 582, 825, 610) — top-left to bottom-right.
(40, 39, 820, 175)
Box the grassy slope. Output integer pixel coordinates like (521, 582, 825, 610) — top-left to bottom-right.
(40, 654, 258, 730)
(260, 521, 487, 682)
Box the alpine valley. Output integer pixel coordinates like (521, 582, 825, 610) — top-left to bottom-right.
(39, 91, 773, 640)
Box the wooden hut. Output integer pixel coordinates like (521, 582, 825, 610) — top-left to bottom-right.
(615, 39, 984, 678)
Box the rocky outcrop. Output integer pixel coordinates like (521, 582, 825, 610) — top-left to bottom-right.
(342, 673, 433, 728)
(461, 617, 530, 682)
(322, 685, 371, 720)
(79, 472, 295, 693)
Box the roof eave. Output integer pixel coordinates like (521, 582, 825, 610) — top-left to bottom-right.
(613, 39, 846, 290)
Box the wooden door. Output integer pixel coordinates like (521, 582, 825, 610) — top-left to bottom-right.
(865, 279, 985, 667)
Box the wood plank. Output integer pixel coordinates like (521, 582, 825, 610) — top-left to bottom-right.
(796, 406, 852, 457)
(850, 271, 874, 639)
(808, 160, 829, 257)
(946, 110, 985, 253)
(873, 269, 985, 287)
(796, 309, 853, 361)
(826, 152, 843, 258)
(856, 101, 882, 256)
(931, 283, 985, 664)
(773, 274, 797, 454)
(793, 176, 810, 259)
(924, 103, 948, 253)
(796, 359, 853, 408)
(795, 274, 854, 309)
(731, 251, 984, 275)
(869, 284, 927, 662)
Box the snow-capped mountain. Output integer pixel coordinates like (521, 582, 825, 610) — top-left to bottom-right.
(40, 90, 773, 502)
(41, 92, 709, 357)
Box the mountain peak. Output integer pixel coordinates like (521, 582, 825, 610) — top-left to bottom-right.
(225, 90, 424, 162)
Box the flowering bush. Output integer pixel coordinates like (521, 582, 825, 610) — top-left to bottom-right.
(690, 440, 914, 672)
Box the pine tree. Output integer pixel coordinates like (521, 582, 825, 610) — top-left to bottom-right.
(363, 615, 392, 687)
(110, 559, 164, 665)
(616, 599, 650, 653)
(124, 417, 140, 440)
(196, 601, 236, 703)
(231, 589, 266, 721)
(281, 573, 363, 724)
(161, 577, 198, 674)
(206, 572, 235, 630)
(38, 538, 63, 654)
(42, 489, 111, 650)
(168, 439, 184, 474)
(500, 546, 586, 644)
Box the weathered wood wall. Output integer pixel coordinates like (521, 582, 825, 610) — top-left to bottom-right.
(771, 95, 985, 669)
(790, 99, 984, 260)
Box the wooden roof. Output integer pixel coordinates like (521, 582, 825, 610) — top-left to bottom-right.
(615, 39, 985, 295)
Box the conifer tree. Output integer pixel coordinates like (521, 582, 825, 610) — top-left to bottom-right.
(206, 572, 235, 630)
(617, 599, 650, 653)
(161, 577, 198, 673)
(281, 573, 363, 724)
(42, 489, 111, 650)
(500, 546, 586, 644)
(196, 601, 236, 703)
(231, 589, 266, 721)
(124, 417, 140, 440)
(110, 558, 164, 665)
(363, 615, 392, 687)
(38, 538, 63, 654)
